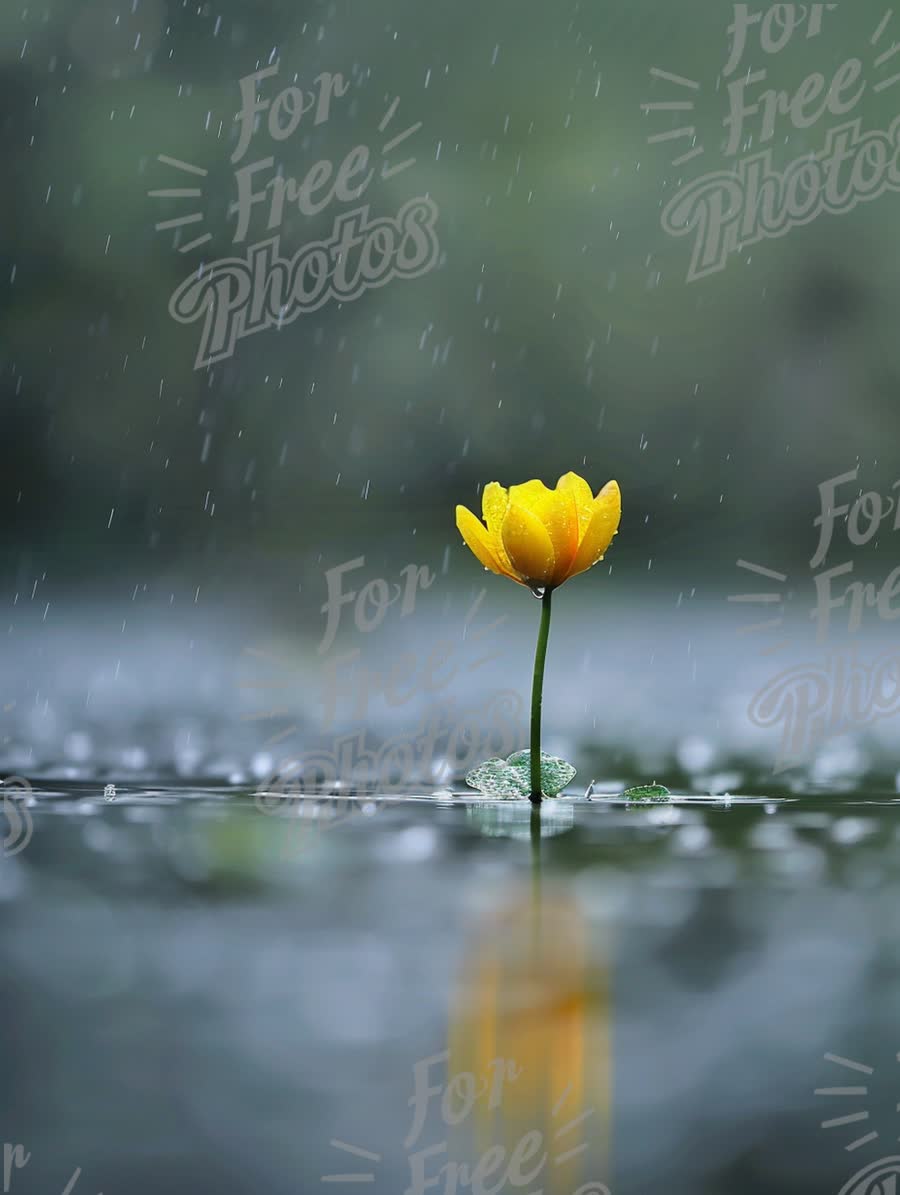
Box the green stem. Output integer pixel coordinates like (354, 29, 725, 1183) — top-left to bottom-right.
(529, 588, 553, 804)
(530, 802, 542, 951)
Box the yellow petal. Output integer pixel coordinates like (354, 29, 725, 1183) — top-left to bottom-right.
(507, 479, 578, 585)
(500, 501, 556, 588)
(557, 472, 595, 538)
(546, 485, 579, 586)
(482, 482, 509, 535)
(508, 479, 552, 512)
(482, 482, 516, 575)
(456, 505, 508, 577)
(564, 480, 621, 580)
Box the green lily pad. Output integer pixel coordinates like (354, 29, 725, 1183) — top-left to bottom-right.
(465, 750, 576, 798)
(621, 783, 671, 802)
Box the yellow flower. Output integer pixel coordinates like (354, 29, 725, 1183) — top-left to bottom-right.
(455, 473, 621, 591)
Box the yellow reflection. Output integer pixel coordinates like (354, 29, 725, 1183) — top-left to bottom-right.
(447, 879, 612, 1194)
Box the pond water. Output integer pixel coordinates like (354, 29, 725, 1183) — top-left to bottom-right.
(2, 782, 898, 1195)
(3, 587, 900, 1193)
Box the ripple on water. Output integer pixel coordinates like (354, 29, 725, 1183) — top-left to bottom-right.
(831, 816, 878, 845)
(373, 824, 438, 863)
(749, 821, 797, 852)
(671, 823, 713, 854)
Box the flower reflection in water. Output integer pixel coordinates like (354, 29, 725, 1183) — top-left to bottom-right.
(447, 874, 611, 1194)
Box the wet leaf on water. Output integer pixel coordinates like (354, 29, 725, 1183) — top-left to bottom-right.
(622, 783, 671, 802)
(465, 750, 576, 798)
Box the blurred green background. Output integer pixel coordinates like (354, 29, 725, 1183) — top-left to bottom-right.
(4, 0, 900, 597)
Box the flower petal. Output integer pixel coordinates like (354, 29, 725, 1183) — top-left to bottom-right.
(481, 482, 516, 575)
(507, 479, 578, 585)
(508, 479, 553, 512)
(546, 485, 579, 586)
(500, 501, 556, 588)
(456, 505, 508, 576)
(564, 480, 621, 580)
(557, 472, 595, 539)
(482, 482, 509, 535)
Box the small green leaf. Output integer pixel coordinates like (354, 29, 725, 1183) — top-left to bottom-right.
(465, 750, 576, 799)
(465, 758, 530, 798)
(621, 783, 671, 802)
